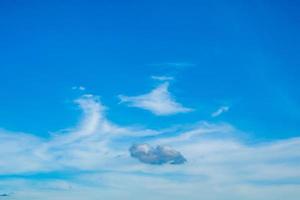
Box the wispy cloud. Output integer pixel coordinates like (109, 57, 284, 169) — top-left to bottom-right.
(118, 82, 193, 116)
(149, 62, 196, 68)
(211, 106, 229, 117)
(151, 76, 174, 81)
(72, 86, 86, 91)
(1, 94, 300, 200)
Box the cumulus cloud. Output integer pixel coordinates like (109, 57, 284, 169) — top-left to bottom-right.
(119, 82, 193, 115)
(129, 144, 186, 165)
(211, 106, 229, 117)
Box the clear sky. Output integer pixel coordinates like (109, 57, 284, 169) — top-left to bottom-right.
(0, 0, 300, 199)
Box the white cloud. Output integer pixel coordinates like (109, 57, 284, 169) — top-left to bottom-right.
(72, 86, 86, 91)
(211, 106, 230, 117)
(119, 82, 193, 115)
(1, 94, 300, 200)
(151, 76, 174, 81)
(0, 129, 46, 174)
(149, 62, 196, 68)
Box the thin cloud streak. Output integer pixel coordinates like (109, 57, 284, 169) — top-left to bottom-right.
(212, 106, 230, 117)
(151, 76, 174, 81)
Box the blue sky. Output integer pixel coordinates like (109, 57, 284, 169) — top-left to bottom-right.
(0, 0, 300, 199)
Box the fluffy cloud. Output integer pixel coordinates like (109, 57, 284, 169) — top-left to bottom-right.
(129, 144, 186, 165)
(119, 82, 193, 115)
